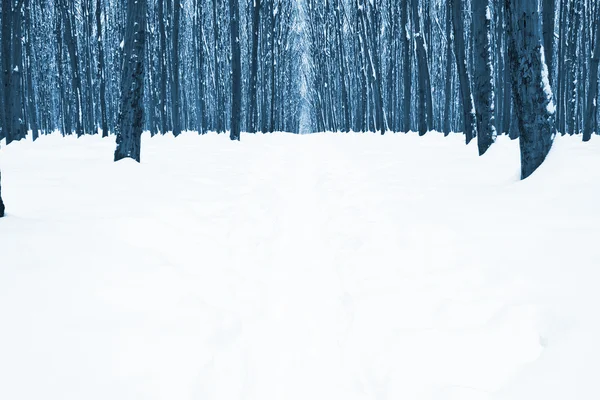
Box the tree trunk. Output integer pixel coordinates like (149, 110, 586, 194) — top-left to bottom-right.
(229, 0, 241, 140)
(506, 0, 556, 179)
(451, 0, 477, 144)
(248, 0, 260, 133)
(412, 0, 433, 136)
(60, 0, 83, 137)
(473, 0, 496, 155)
(443, 0, 453, 136)
(172, 0, 181, 136)
(401, 0, 411, 132)
(157, 0, 168, 134)
(114, 0, 147, 162)
(583, 8, 600, 141)
(96, 0, 108, 137)
(542, 0, 555, 82)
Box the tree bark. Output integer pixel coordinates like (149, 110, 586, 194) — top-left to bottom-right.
(172, 0, 181, 136)
(583, 8, 600, 141)
(473, 0, 496, 155)
(248, 0, 260, 133)
(412, 0, 433, 136)
(114, 0, 147, 162)
(96, 0, 108, 137)
(229, 0, 241, 140)
(450, 0, 477, 144)
(506, 0, 556, 179)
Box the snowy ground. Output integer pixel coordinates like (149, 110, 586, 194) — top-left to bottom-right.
(0, 131, 598, 400)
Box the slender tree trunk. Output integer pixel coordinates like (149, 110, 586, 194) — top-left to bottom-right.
(450, 0, 477, 144)
(229, 0, 241, 140)
(114, 0, 147, 162)
(172, 0, 181, 136)
(506, 0, 556, 179)
(157, 0, 168, 134)
(2, 0, 12, 144)
(213, 0, 223, 133)
(583, 8, 600, 141)
(248, 0, 260, 133)
(401, 0, 411, 132)
(443, 0, 453, 136)
(96, 0, 108, 137)
(543, 0, 555, 82)
(473, 0, 496, 155)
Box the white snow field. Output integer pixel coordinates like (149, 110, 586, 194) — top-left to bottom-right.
(0, 131, 599, 400)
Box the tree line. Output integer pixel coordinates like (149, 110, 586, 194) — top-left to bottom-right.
(0, 0, 599, 216)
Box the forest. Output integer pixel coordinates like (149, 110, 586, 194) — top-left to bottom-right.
(0, 0, 599, 216)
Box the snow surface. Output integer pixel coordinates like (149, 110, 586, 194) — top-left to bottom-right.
(0, 131, 599, 400)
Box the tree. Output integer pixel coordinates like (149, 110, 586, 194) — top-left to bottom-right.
(583, 7, 600, 142)
(96, 0, 108, 137)
(114, 0, 147, 162)
(542, 0, 555, 82)
(248, 0, 260, 133)
(172, 0, 181, 137)
(450, 0, 477, 144)
(473, 0, 496, 155)
(412, 0, 433, 136)
(506, 0, 556, 179)
(229, 0, 241, 141)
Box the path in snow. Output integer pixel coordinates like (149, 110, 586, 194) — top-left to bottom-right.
(0, 132, 599, 400)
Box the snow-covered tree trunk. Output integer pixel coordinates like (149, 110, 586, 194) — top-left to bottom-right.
(229, 0, 241, 141)
(114, 0, 147, 162)
(583, 8, 600, 142)
(450, 0, 477, 144)
(473, 0, 496, 155)
(506, 0, 556, 179)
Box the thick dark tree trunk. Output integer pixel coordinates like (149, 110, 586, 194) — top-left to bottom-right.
(114, 0, 147, 162)
(583, 9, 600, 142)
(473, 0, 496, 155)
(60, 0, 83, 137)
(450, 0, 477, 144)
(506, 0, 556, 179)
(229, 0, 240, 141)
(412, 0, 433, 136)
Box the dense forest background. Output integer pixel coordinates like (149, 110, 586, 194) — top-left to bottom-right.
(0, 0, 598, 142)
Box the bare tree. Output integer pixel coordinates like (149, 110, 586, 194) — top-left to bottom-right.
(506, 0, 556, 179)
(114, 0, 147, 162)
